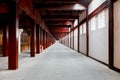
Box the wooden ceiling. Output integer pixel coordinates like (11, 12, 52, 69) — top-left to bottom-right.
(33, 0, 92, 40)
(0, 0, 92, 40)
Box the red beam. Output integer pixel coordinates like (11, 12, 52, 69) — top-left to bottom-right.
(19, 0, 35, 19)
(49, 28, 69, 33)
(0, 3, 8, 13)
(42, 15, 78, 19)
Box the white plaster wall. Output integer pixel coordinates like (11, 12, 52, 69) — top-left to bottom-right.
(71, 31, 74, 49)
(114, 0, 120, 69)
(88, 0, 106, 14)
(69, 33, 70, 47)
(74, 28, 78, 51)
(79, 11, 86, 23)
(80, 33, 86, 54)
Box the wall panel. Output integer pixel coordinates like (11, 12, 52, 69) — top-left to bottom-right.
(71, 31, 74, 49)
(89, 9, 108, 64)
(79, 23, 87, 54)
(114, 0, 120, 69)
(74, 28, 78, 51)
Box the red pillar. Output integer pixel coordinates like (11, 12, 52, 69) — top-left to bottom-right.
(3, 25, 9, 57)
(8, 1, 19, 70)
(39, 28, 42, 52)
(36, 25, 40, 53)
(43, 31, 46, 50)
(30, 22, 36, 57)
(46, 33, 48, 48)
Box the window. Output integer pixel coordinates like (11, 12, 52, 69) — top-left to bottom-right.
(74, 19, 78, 27)
(83, 23, 86, 33)
(80, 25, 83, 34)
(88, 0, 106, 14)
(98, 10, 106, 29)
(90, 17, 96, 31)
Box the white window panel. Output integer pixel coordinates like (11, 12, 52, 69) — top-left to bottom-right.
(80, 25, 83, 34)
(83, 23, 86, 33)
(98, 10, 106, 29)
(90, 17, 96, 31)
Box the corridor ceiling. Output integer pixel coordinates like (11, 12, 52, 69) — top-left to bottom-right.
(33, 0, 92, 40)
(0, 0, 92, 40)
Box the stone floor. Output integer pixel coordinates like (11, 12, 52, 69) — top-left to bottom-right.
(0, 42, 120, 80)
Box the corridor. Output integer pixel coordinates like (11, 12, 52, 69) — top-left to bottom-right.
(0, 42, 120, 80)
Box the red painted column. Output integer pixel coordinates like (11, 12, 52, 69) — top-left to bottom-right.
(3, 25, 9, 57)
(8, 1, 19, 70)
(36, 25, 40, 53)
(46, 33, 48, 48)
(43, 31, 46, 50)
(40, 28, 43, 52)
(39, 27, 42, 53)
(30, 22, 36, 57)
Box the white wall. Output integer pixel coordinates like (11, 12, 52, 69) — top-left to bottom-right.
(74, 28, 78, 51)
(88, 0, 106, 14)
(65, 35, 69, 47)
(114, 0, 120, 69)
(79, 10, 86, 23)
(69, 33, 70, 47)
(71, 31, 74, 49)
(89, 9, 108, 64)
(79, 23, 87, 54)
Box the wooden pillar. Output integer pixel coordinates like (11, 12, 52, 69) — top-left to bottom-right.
(43, 30, 46, 50)
(41, 29, 43, 51)
(39, 27, 42, 52)
(86, 8, 89, 57)
(46, 32, 48, 48)
(30, 22, 36, 57)
(3, 25, 9, 57)
(108, 0, 114, 69)
(8, 1, 19, 70)
(36, 25, 40, 53)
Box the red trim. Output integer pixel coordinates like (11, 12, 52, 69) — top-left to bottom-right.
(108, 0, 114, 69)
(86, 8, 89, 57)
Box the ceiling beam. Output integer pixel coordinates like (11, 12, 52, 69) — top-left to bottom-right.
(42, 15, 78, 20)
(35, 3, 85, 10)
(45, 20, 73, 24)
(0, 3, 8, 14)
(49, 28, 69, 33)
(48, 25, 71, 28)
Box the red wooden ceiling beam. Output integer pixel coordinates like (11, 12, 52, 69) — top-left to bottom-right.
(19, 0, 35, 20)
(0, 3, 8, 13)
(47, 25, 71, 28)
(42, 15, 78, 20)
(49, 28, 69, 33)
